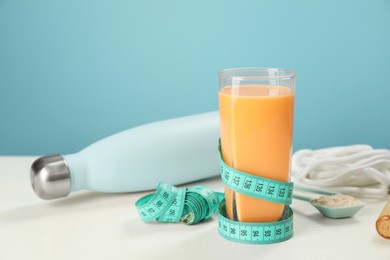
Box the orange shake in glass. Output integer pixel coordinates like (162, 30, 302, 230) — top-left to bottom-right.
(218, 68, 295, 222)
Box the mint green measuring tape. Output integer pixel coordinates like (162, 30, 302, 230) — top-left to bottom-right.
(135, 150, 294, 244)
(136, 182, 224, 225)
(218, 158, 294, 244)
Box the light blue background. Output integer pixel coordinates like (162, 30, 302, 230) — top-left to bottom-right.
(1, 0, 389, 155)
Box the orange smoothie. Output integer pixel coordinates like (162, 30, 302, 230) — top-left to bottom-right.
(219, 85, 294, 222)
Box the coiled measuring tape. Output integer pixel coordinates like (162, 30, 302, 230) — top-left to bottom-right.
(136, 182, 224, 225)
(135, 152, 294, 244)
(218, 158, 294, 244)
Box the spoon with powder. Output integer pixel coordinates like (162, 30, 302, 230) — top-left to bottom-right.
(293, 187, 365, 219)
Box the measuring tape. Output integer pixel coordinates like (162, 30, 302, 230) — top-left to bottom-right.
(218, 199, 293, 244)
(136, 182, 224, 225)
(218, 158, 294, 244)
(135, 148, 294, 244)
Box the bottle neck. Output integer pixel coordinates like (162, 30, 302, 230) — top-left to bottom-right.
(63, 153, 87, 192)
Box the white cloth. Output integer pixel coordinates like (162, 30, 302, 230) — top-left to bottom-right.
(291, 145, 390, 197)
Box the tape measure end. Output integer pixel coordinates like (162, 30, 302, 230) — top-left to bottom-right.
(180, 213, 195, 225)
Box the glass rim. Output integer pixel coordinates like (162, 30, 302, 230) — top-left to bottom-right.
(218, 67, 296, 80)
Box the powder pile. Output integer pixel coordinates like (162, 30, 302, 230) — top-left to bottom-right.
(311, 194, 362, 208)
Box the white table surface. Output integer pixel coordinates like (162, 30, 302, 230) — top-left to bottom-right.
(0, 156, 389, 260)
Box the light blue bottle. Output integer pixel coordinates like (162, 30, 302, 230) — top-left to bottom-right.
(30, 112, 220, 200)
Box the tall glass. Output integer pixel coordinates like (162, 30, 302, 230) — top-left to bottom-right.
(218, 68, 295, 222)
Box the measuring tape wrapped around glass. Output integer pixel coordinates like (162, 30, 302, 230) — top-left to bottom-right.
(218, 158, 294, 244)
(135, 147, 294, 244)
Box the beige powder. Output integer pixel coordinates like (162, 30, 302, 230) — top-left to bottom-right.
(311, 194, 362, 208)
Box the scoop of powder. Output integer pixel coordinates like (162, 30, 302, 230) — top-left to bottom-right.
(311, 194, 362, 208)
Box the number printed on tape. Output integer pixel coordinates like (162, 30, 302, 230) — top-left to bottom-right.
(220, 158, 293, 205)
(218, 200, 294, 244)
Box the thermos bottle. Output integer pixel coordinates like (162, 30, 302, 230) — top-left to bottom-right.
(30, 112, 220, 200)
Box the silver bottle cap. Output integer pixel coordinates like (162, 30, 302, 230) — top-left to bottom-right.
(30, 155, 71, 200)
